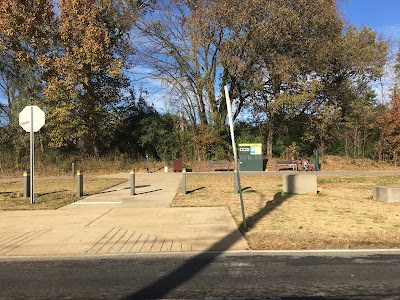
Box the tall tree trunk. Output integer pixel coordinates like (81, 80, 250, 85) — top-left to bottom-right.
(267, 115, 274, 159)
(197, 94, 208, 125)
(266, 74, 281, 159)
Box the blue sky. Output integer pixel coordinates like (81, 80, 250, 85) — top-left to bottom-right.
(2, 1, 399, 110)
(148, 1, 400, 110)
(339, 0, 400, 102)
(340, 0, 400, 42)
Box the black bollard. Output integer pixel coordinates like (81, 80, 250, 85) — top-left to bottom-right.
(77, 170, 83, 197)
(234, 169, 239, 194)
(182, 168, 186, 195)
(146, 155, 150, 173)
(130, 169, 135, 196)
(23, 171, 30, 198)
(315, 149, 320, 171)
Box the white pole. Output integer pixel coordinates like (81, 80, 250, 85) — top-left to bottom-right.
(224, 85, 246, 229)
(225, 87, 238, 171)
(30, 106, 34, 204)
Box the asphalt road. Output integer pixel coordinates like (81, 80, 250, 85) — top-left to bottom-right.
(1, 251, 400, 300)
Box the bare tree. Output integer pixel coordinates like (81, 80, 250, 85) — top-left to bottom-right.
(134, 0, 227, 129)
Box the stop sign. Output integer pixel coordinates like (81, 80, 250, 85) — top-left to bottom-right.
(19, 106, 45, 132)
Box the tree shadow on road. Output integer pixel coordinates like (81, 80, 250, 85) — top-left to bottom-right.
(120, 191, 293, 299)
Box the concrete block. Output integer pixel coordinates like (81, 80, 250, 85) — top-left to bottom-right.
(283, 174, 317, 195)
(373, 186, 400, 203)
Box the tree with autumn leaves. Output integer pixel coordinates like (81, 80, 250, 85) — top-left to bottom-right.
(39, 0, 129, 155)
(1, 0, 140, 156)
(137, 0, 388, 160)
(42, 0, 144, 155)
(0, 0, 396, 164)
(376, 97, 400, 165)
(0, 0, 57, 161)
(375, 42, 400, 165)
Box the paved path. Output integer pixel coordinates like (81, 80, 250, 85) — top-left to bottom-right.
(4, 170, 396, 257)
(0, 173, 249, 257)
(61, 172, 180, 208)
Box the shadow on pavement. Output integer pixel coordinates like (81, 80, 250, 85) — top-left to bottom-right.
(186, 187, 205, 194)
(134, 185, 151, 189)
(133, 189, 162, 195)
(94, 185, 152, 195)
(121, 192, 293, 299)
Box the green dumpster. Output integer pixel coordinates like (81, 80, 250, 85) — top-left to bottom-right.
(238, 143, 263, 171)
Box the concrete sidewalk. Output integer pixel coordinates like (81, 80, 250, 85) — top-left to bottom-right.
(0, 173, 249, 256)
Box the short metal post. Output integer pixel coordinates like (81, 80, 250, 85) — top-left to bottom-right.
(130, 169, 135, 196)
(77, 170, 83, 197)
(182, 168, 186, 195)
(315, 149, 320, 171)
(72, 162, 75, 178)
(234, 169, 239, 194)
(146, 155, 150, 173)
(23, 171, 30, 198)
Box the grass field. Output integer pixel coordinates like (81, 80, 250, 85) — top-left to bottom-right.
(172, 174, 400, 250)
(0, 177, 127, 210)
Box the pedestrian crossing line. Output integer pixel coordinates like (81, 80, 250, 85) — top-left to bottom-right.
(0, 229, 51, 255)
(86, 227, 194, 254)
(85, 227, 117, 254)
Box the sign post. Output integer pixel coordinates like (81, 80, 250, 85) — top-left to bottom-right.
(19, 106, 45, 204)
(224, 86, 246, 229)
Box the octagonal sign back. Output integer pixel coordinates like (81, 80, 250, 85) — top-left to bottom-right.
(19, 106, 45, 132)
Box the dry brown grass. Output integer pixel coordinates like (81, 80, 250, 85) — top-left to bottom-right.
(320, 155, 400, 171)
(0, 177, 127, 210)
(172, 174, 400, 250)
(1, 155, 398, 178)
